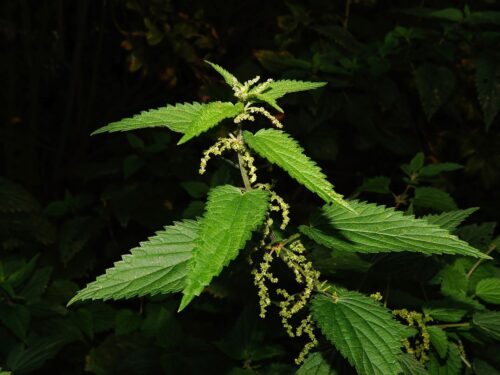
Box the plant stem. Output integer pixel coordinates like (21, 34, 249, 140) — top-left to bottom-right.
(343, 0, 352, 29)
(237, 128, 252, 191)
(466, 244, 495, 279)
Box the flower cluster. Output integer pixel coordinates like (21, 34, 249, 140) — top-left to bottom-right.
(231, 75, 274, 102)
(199, 136, 257, 184)
(392, 308, 432, 364)
(278, 240, 320, 317)
(252, 249, 278, 318)
(256, 184, 290, 230)
(277, 240, 320, 364)
(234, 106, 283, 129)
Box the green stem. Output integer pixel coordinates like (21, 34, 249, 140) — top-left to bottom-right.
(237, 128, 252, 191)
(466, 244, 495, 279)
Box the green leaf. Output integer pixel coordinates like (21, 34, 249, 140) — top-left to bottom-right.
(178, 102, 244, 144)
(68, 220, 199, 305)
(435, 264, 484, 309)
(427, 326, 448, 359)
(299, 200, 488, 258)
(430, 8, 463, 22)
(415, 64, 455, 121)
(413, 187, 457, 212)
(205, 60, 239, 86)
(216, 306, 285, 362)
(427, 345, 462, 375)
(6, 337, 67, 373)
(310, 246, 371, 274)
(20, 266, 52, 301)
(473, 311, 500, 340)
(252, 93, 284, 113)
(181, 181, 210, 199)
(476, 56, 500, 130)
(260, 80, 327, 100)
(311, 290, 405, 375)
(473, 359, 500, 375)
(179, 186, 269, 311)
(357, 176, 391, 194)
(0, 304, 30, 340)
(422, 307, 467, 323)
(296, 353, 337, 375)
(0, 177, 39, 213)
(419, 163, 462, 178)
(398, 353, 428, 375)
(243, 129, 350, 210)
(467, 11, 500, 26)
(114, 310, 141, 336)
(458, 222, 496, 249)
(406, 152, 425, 175)
(91, 102, 206, 135)
(476, 278, 500, 304)
(423, 208, 478, 232)
(255, 50, 312, 72)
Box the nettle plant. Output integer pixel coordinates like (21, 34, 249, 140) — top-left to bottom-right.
(69, 62, 490, 374)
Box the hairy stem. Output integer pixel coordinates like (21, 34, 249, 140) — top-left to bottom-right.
(237, 128, 252, 190)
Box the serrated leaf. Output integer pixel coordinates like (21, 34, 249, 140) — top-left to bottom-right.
(179, 186, 269, 311)
(476, 56, 500, 130)
(436, 265, 484, 309)
(296, 353, 337, 375)
(398, 353, 429, 375)
(0, 304, 30, 340)
(419, 163, 462, 178)
(415, 64, 455, 120)
(458, 222, 496, 249)
(407, 152, 425, 175)
(243, 129, 350, 210)
(178, 102, 244, 144)
(427, 345, 462, 375)
(260, 80, 327, 100)
(0, 177, 39, 213)
(473, 311, 500, 340)
(255, 50, 312, 72)
(68, 220, 199, 305)
(6, 337, 67, 373)
(422, 307, 467, 323)
(311, 290, 405, 375)
(413, 187, 457, 212)
(423, 208, 478, 232)
(476, 278, 500, 304)
(299, 200, 488, 258)
(91, 102, 205, 135)
(205, 60, 239, 86)
(427, 326, 448, 359)
(252, 93, 284, 113)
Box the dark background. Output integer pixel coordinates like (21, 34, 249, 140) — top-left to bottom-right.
(1, 0, 499, 373)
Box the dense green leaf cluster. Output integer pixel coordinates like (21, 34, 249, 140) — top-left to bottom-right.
(2, 1, 500, 373)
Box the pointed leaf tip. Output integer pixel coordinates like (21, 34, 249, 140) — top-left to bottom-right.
(180, 186, 269, 310)
(243, 129, 348, 208)
(177, 102, 244, 145)
(301, 200, 488, 258)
